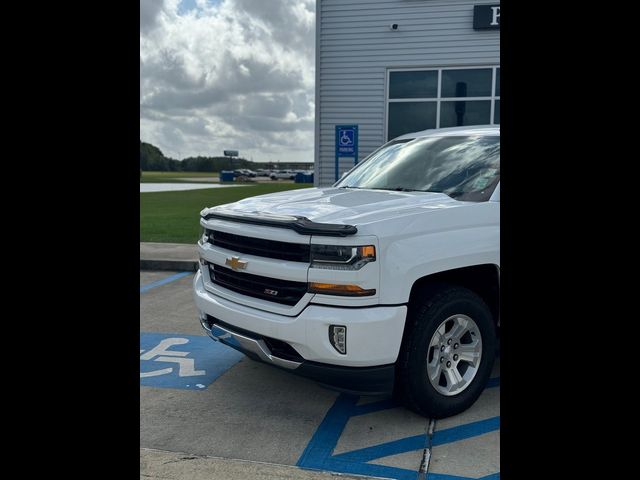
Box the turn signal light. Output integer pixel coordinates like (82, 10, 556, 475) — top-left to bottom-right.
(308, 282, 376, 296)
(360, 245, 376, 258)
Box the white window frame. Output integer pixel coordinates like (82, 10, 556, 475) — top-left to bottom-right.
(385, 65, 500, 141)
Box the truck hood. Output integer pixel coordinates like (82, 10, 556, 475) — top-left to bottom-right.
(208, 187, 466, 228)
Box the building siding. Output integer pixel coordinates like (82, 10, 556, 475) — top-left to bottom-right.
(315, 0, 500, 186)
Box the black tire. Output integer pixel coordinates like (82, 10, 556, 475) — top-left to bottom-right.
(396, 285, 496, 418)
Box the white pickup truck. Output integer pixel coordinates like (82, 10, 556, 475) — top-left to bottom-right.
(270, 170, 296, 180)
(194, 125, 499, 418)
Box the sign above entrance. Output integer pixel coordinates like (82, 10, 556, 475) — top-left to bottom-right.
(473, 5, 500, 30)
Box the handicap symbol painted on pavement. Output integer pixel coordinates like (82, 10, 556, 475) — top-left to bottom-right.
(140, 332, 244, 390)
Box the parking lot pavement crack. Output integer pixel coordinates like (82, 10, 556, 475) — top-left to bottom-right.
(417, 419, 436, 480)
(162, 455, 200, 465)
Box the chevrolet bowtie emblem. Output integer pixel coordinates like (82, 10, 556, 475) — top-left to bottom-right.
(225, 256, 248, 271)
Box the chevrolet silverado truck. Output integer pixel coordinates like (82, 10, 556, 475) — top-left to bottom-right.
(193, 125, 499, 418)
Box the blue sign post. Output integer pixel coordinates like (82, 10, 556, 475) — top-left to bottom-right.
(335, 125, 358, 182)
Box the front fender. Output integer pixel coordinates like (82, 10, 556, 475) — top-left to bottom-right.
(376, 203, 499, 304)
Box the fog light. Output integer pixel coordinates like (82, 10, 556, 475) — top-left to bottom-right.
(329, 325, 347, 355)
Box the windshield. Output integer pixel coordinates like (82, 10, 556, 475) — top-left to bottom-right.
(335, 135, 500, 202)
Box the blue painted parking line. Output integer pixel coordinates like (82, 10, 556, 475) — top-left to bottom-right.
(432, 416, 499, 447)
(140, 332, 243, 390)
(297, 393, 420, 480)
(297, 377, 500, 480)
(332, 434, 425, 463)
(140, 271, 192, 293)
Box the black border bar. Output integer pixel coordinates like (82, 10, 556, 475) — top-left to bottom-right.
(202, 211, 358, 237)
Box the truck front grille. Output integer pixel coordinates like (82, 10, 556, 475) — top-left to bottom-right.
(207, 230, 310, 263)
(209, 264, 307, 306)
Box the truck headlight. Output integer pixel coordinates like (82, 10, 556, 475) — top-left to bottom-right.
(310, 245, 376, 270)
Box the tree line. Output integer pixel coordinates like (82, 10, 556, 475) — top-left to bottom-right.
(140, 140, 258, 172)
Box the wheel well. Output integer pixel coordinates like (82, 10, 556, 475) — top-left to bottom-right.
(408, 264, 500, 326)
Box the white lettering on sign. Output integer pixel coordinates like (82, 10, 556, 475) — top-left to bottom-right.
(490, 6, 500, 26)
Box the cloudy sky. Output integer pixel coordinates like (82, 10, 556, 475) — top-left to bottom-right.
(140, 0, 315, 163)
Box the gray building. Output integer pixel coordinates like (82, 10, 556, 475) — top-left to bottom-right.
(314, 0, 500, 186)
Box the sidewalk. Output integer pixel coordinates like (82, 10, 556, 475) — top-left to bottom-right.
(140, 448, 376, 480)
(140, 242, 198, 272)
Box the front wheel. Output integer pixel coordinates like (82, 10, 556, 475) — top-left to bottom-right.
(396, 286, 496, 418)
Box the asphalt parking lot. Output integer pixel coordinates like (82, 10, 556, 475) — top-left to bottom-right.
(140, 270, 500, 479)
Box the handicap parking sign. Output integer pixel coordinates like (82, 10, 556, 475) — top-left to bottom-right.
(336, 125, 358, 156)
(339, 129, 354, 147)
(335, 125, 359, 181)
(140, 332, 244, 390)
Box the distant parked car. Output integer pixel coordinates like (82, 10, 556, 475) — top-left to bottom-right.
(255, 169, 270, 177)
(233, 169, 256, 178)
(270, 170, 295, 180)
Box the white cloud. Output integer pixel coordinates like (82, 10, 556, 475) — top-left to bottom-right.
(140, 0, 316, 163)
(140, 0, 165, 33)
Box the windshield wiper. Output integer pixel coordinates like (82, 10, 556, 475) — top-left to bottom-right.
(368, 187, 426, 192)
(340, 186, 426, 192)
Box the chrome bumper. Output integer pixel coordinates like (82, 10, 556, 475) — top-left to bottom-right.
(200, 315, 301, 370)
(198, 312, 396, 396)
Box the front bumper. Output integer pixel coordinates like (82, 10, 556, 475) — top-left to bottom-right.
(200, 314, 396, 395)
(194, 271, 406, 367)
(193, 270, 406, 394)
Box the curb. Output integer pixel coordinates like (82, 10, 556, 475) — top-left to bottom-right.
(140, 259, 198, 272)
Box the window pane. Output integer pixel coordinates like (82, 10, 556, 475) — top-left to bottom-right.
(495, 68, 500, 97)
(388, 102, 437, 140)
(441, 69, 492, 97)
(440, 100, 491, 128)
(389, 71, 438, 99)
(494, 100, 500, 124)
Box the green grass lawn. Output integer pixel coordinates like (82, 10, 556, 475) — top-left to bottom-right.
(140, 183, 313, 243)
(141, 171, 219, 183)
